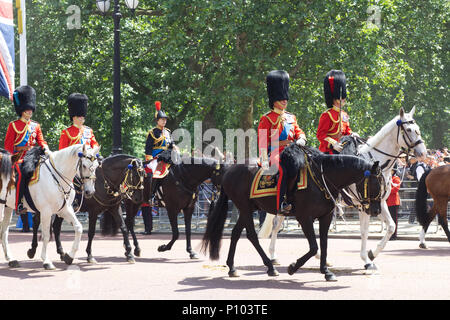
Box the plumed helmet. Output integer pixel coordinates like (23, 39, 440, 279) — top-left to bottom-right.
(68, 93, 88, 120)
(266, 70, 289, 109)
(323, 70, 347, 108)
(13, 85, 36, 117)
(154, 101, 168, 120)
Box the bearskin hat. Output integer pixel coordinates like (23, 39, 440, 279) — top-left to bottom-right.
(13, 85, 36, 117)
(266, 70, 289, 109)
(154, 101, 168, 120)
(323, 70, 347, 108)
(68, 93, 88, 119)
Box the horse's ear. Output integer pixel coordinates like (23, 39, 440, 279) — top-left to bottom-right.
(82, 143, 87, 153)
(399, 107, 405, 118)
(409, 106, 416, 116)
(371, 161, 380, 174)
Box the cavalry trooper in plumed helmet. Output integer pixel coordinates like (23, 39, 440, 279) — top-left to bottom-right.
(258, 70, 307, 214)
(4, 85, 52, 214)
(59, 93, 100, 211)
(316, 69, 358, 154)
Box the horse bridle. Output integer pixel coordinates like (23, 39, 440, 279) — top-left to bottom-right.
(101, 158, 145, 201)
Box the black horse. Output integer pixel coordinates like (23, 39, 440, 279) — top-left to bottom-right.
(27, 154, 145, 263)
(201, 145, 382, 281)
(121, 150, 224, 260)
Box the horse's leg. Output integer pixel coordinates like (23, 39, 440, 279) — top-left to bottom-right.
(111, 207, 134, 263)
(52, 215, 65, 261)
(158, 209, 179, 252)
(226, 217, 245, 277)
(438, 211, 450, 242)
(40, 212, 56, 270)
(183, 207, 199, 259)
(124, 204, 140, 257)
(243, 212, 278, 277)
(368, 201, 395, 262)
(1, 207, 20, 267)
(268, 215, 284, 265)
(27, 212, 40, 259)
(358, 210, 375, 270)
(419, 210, 435, 249)
(318, 213, 336, 281)
(58, 207, 83, 266)
(85, 211, 98, 264)
(287, 216, 318, 276)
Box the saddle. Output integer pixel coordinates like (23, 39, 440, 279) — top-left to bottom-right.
(249, 167, 307, 199)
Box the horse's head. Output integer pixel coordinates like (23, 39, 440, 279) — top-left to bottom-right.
(122, 158, 145, 204)
(77, 144, 101, 198)
(397, 107, 427, 161)
(356, 161, 384, 216)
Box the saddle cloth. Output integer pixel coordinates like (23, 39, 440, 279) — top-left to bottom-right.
(249, 167, 307, 199)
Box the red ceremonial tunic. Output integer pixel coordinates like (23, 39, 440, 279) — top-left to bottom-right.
(4, 118, 48, 162)
(59, 125, 99, 150)
(387, 175, 401, 207)
(257, 109, 305, 163)
(316, 106, 352, 154)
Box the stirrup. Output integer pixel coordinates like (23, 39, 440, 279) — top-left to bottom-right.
(17, 203, 28, 215)
(278, 202, 292, 214)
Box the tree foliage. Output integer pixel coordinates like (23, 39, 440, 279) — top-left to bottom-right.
(0, 0, 447, 158)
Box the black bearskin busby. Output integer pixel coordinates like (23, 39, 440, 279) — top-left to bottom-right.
(68, 93, 88, 120)
(266, 70, 289, 109)
(13, 85, 36, 117)
(323, 70, 347, 108)
(154, 101, 168, 120)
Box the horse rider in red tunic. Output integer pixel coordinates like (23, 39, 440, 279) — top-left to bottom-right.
(59, 93, 100, 211)
(4, 85, 51, 214)
(258, 70, 307, 214)
(59, 93, 99, 151)
(317, 70, 357, 154)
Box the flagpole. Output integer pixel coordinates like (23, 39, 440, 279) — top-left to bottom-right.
(18, 0, 27, 85)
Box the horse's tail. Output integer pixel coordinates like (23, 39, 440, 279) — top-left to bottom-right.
(415, 169, 432, 227)
(0, 151, 12, 182)
(258, 213, 275, 239)
(100, 211, 119, 236)
(201, 187, 229, 260)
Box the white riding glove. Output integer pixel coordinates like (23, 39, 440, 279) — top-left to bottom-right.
(295, 137, 307, 146)
(351, 132, 360, 138)
(44, 146, 53, 156)
(332, 141, 343, 153)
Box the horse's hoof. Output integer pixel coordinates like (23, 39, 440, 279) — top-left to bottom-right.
(8, 260, 20, 268)
(287, 263, 296, 276)
(126, 256, 135, 264)
(228, 270, 240, 278)
(63, 253, 74, 265)
(134, 248, 141, 257)
(43, 263, 56, 270)
(419, 243, 427, 249)
(87, 256, 97, 264)
(325, 273, 337, 282)
(271, 259, 280, 266)
(368, 250, 375, 261)
(190, 253, 200, 260)
(364, 263, 377, 271)
(27, 249, 36, 259)
(268, 269, 279, 277)
(60, 254, 65, 262)
(158, 245, 166, 252)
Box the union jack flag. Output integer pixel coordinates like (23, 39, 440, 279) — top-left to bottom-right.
(0, 0, 14, 100)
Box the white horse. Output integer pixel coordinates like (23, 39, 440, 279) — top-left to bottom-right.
(259, 107, 427, 270)
(0, 144, 100, 270)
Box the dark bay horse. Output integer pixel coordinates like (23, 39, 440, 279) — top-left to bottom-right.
(201, 145, 382, 281)
(416, 164, 450, 248)
(27, 154, 145, 263)
(122, 152, 224, 260)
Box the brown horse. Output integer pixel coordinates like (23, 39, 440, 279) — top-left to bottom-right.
(416, 164, 450, 248)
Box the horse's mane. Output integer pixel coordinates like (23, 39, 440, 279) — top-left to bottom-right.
(281, 144, 371, 178)
(0, 148, 12, 178)
(359, 117, 398, 154)
(103, 154, 135, 165)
